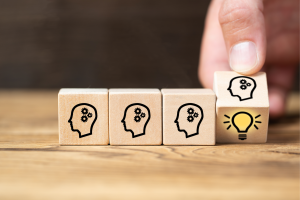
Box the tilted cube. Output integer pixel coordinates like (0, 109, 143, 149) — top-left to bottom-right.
(214, 72, 269, 143)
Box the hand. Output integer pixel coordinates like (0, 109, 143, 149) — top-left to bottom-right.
(198, 0, 299, 119)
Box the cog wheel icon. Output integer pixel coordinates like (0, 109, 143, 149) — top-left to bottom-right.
(240, 85, 247, 90)
(81, 108, 88, 114)
(87, 113, 92, 118)
(134, 107, 141, 114)
(134, 115, 141, 122)
(187, 116, 194, 122)
(246, 83, 251, 87)
(193, 112, 199, 118)
(240, 79, 247, 84)
(81, 115, 88, 122)
(141, 113, 145, 118)
(187, 108, 194, 114)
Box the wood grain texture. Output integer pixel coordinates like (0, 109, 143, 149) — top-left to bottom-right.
(214, 72, 269, 107)
(162, 89, 215, 145)
(109, 89, 162, 145)
(0, 90, 299, 200)
(214, 72, 269, 143)
(58, 89, 109, 145)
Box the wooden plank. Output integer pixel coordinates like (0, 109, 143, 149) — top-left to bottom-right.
(0, 133, 299, 200)
(0, 90, 299, 199)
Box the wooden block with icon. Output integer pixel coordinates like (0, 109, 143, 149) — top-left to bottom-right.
(213, 71, 269, 143)
(161, 89, 216, 145)
(58, 88, 109, 145)
(109, 89, 162, 145)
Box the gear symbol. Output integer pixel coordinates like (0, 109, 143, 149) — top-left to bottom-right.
(187, 116, 194, 122)
(240, 85, 247, 90)
(141, 113, 145, 118)
(246, 83, 251, 87)
(81, 108, 88, 114)
(240, 79, 247, 84)
(87, 113, 92, 118)
(134, 115, 141, 122)
(81, 115, 88, 122)
(193, 112, 199, 118)
(187, 108, 194, 114)
(134, 108, 141, 114)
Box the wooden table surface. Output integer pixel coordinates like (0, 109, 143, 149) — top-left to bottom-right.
(0, 90, 299, 200)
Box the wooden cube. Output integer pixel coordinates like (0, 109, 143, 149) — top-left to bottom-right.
(161, 89, 216, 145)
(109, 89, 162, 145)
(214, 72, 269, 143)
(58, 88, 108, 145)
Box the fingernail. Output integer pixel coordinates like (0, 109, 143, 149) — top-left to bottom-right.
(230, 41, 258, 73)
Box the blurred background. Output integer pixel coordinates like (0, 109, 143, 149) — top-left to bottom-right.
(0, 0, 298, 90)
(0, 0, 211, 89)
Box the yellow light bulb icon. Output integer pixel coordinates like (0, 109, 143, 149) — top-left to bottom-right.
(231, 112, 253, 133)
(223, 112, 261, 141)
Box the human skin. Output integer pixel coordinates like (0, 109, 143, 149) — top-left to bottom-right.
(199, 0, 299, 119)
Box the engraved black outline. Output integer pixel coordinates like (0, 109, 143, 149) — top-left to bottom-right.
(68, 103, 98, 138)
(224, 113, 261, 140)
(238, 134, 247, 140)
(121, 103, 151, 138)
(231, 111, 253, 133)
(174, 103, 204, 138)
(228, 76, 257, 101)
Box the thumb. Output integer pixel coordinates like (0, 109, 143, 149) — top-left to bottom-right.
(219, 0, 266, 75)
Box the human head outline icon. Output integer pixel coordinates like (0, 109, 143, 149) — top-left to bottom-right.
(121, 103, 151, 138)
(68, 103, 97, 138)
(228, 76, 257, 101)
(174, 103, 204, 138)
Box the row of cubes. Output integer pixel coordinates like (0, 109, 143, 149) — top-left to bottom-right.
(58, 71, 269, 145)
